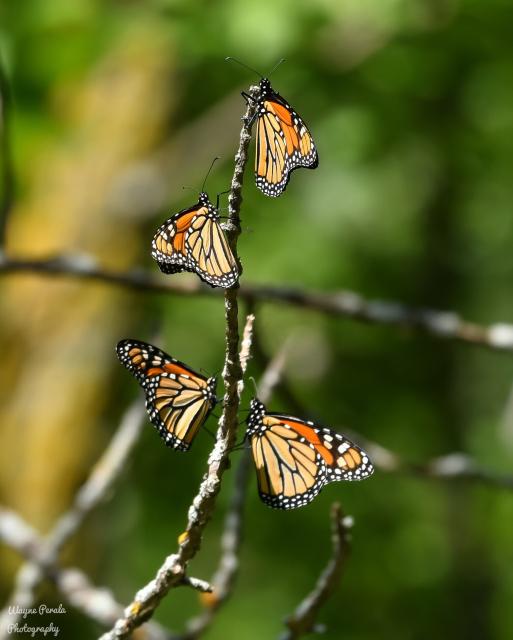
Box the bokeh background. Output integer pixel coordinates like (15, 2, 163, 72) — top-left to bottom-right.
(1, 1, 513, 638)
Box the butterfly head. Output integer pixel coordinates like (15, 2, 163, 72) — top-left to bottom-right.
(259, 77, 272, 95)
(206, 376, 218, 406)
(198, 191, 210, 205)
(247, 397, 266, 429)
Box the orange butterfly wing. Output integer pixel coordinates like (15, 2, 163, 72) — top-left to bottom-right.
(151, 193, 238, 288)
(247, 399, 373, 509)
(116, 339, 217, 451)
(254, 79, 318, 198)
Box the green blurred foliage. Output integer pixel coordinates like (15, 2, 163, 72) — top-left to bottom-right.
(1, 0, 513, 638)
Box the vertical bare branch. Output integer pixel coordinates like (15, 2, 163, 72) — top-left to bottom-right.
(182, 340, 288, 639)
(216, 83, 259, 450)
(280, 503, 352, 640)
(182, 450, 251, 640)
(98, 86, 259, 640)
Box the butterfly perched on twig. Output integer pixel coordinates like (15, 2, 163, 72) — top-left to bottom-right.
(151, 191, 239, 288)
(246, 77, 318, 197)
(246, 398, 373, 509)
(227, 58, 318, 197)
(116, 339, 217, 451)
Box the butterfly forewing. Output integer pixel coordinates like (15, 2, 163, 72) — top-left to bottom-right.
(253, 79, 318, 198)
(151, 193, 238, 288)
(116, 339, 216, 451)
(246, 399, 373, 509)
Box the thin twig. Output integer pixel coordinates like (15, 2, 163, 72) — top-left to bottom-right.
(364, 442, 513, 490)
(98, 85, 260, 640)
(237, 313, 255, 396)
(2, 254, 513, 353)
(182, 340, 288, 639)
(280, 503, 352, 640)
(0, 400, 147, 637)
(182, 451, 251, 640)
(0, 52, 14, 247)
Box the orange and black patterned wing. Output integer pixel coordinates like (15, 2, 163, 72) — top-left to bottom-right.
(151, 193, 238, 288)
(246, 399, 373, 509)
(254, 79, 318, 198)
(116, 339, 217, 451)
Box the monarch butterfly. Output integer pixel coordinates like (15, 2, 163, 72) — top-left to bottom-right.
(151, 192, 238, 289)
(246, 398, 373, 509)
(116, 339, 217, 451)
(245, 77, 318, 197)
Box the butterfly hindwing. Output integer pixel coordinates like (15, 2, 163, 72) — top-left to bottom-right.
(246, 399, 373, 509)
(253, 78, 318, 198)
(317, 428, 374, 482)
(151, 192, 238, 288)
(116, 339, 217, 451)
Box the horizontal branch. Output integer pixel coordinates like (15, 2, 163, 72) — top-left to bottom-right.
(1, 253, 513, 353)
(365, 442, 513, 490)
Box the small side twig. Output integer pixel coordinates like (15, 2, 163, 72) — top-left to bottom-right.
(237, 313, 255, 396)
(280, 503, 352, 640)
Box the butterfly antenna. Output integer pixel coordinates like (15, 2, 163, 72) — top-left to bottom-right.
(202, 156, 220, 193)
(249, 376, 259, 397)
(225, 57, 263, 78)
(268, 58, 286, 78)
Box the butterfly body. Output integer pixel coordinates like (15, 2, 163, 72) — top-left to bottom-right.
(250, 78, 318, 197)
(116, 339, 217, 451)
(246, 398, 373, 509)
(152, 192, 238, 288)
